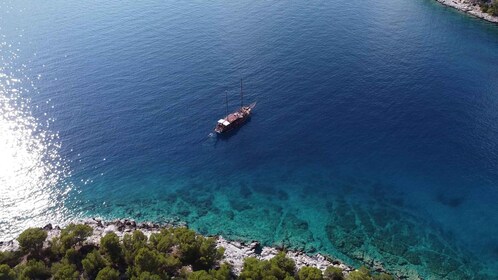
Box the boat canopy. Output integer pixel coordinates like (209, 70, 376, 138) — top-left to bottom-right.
(217, 119, 225, 124)
(223, 121, 230, 126)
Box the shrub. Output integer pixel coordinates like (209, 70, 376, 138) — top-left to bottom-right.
(187, 264, 232, 280)
(96, 266, 120, 280)
(15, 260, 51, 280)
(0, 251, 21, 268)
(188, 270, 216, 280)
(132, 271, 163, 280)
(132, 247, 181, 277)
(173, 228, 224, 270)
(324, 266, 344, 280)
(134, 247, 163, 275)
(270, 252, 296, 276)
(150, 228, 175, 254)
(197, 237, 225, 270)
(17, 228, 47, 255)
(372, 273, 394, 280)
(211, 263, 232, 280)
(481, 3, 489, 12)
(493, 0, 498, 16)
(346, 266, 370, 280)
(82, 250, 107, 279)
(51, 262, 79, 280)
(239, 257, 266, 280)
(240, 254, 295, 280)
(54, 224, 93, 254)
(123, 230, 148, 264)
(298, 267, 323, 280)
(0, 264, 15, 280)
(64, 248, 81, 265)
(100, 232, 123, 264)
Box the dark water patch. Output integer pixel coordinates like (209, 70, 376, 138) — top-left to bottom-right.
(239, 183, 252, 198)
(436, 193, 465, 208)
(229, 199, 252, 212)
(224, 211, 235, 220)
(277, 190, 289, 201)
(251, 183, 276, 196)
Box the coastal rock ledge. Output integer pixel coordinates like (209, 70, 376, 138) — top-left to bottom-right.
(436, 0, 498, 23)
(0, 219, 356, 276)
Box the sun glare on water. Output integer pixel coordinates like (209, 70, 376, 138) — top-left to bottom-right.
(0, 35, 71, 240)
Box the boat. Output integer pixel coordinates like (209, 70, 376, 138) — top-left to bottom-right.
(214, 80, 256, 134)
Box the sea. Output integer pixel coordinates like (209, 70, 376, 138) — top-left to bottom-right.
(1, 0, 498, 279)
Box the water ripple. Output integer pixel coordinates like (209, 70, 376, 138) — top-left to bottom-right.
(0, 32, 71, 240)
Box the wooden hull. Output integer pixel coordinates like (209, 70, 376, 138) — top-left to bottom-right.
(215, 115, 250, 134)
(214, 102, 256, 134)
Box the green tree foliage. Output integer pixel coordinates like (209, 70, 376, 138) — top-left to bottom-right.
(150, 228, 175, 254)
(239, 257, 267, 280)
(211, 263, 231, 280)
(52, 224, 93, 254)
(134, 247, 163, 275)
(51, 261, 79, 280)
(132, 271, 163, 280)
(346, 267, 370, 280)
(0, 264, 15, 280)
(324, 266, 344, 280)
(173, 228, 224, 270)
(479, 0, 498, 15)
(96, 266, 120, 280)
(100, 232, 123, 263)
(1, 223, 377, 280)
(17, 228, 47, 255)
(298, 267, 323, 280)
(187, 264, 232, 280)
(133, 247, 180, 277)
(15, 260, 51, 280)
(188, 270, 216, 280)
(0, 251, 21, 268)
(481, 3, 489, 12)
(63, 248, 81, 265)
(270, 252, 296, 276)
(123, 230, 149, 264)
(82, 250, 107, 279)
(239, 253, 296, 280)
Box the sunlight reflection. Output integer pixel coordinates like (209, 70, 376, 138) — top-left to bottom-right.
(0, 35, 70, 240)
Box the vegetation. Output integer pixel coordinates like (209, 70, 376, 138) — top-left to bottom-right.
(475, 0, 498, 16)
(0, 224, 395, 280)
(298, 267, 323, 280)
(16, 228, 47, 256)
(324, 266, 344, 280)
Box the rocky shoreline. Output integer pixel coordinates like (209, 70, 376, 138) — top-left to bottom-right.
(435, 0, 498, 23)
(0, 219, 360, 277)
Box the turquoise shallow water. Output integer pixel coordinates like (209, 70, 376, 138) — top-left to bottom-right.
(2, 0, 498, 279)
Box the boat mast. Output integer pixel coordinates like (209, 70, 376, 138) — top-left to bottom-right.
(240, 79, 243, 107)
(225, 90, 228, 117)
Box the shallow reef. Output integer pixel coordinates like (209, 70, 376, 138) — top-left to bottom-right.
(67, 170, 496, 280)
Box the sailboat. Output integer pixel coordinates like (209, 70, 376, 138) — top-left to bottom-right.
(214, 80, 256, 134)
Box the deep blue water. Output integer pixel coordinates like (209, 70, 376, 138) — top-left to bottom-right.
(2, 0, 498, 278)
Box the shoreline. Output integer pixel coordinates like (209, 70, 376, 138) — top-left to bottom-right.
(435, 0, 498, 23)
(0, 218, 392, 278)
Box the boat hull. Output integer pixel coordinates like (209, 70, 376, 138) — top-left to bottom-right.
(214, 102, 255, 134)
(215, 115, 250, 134)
